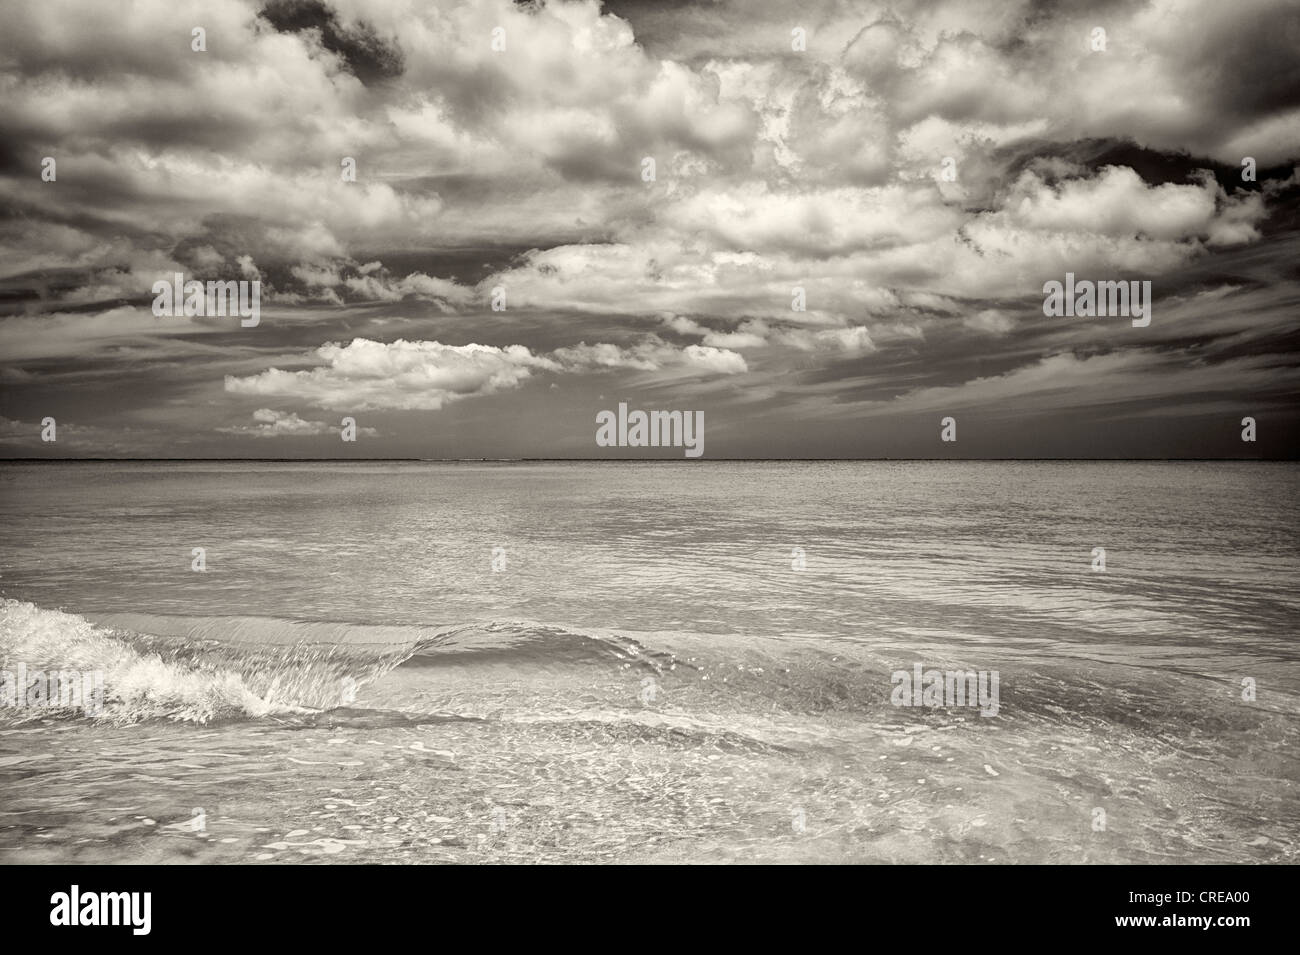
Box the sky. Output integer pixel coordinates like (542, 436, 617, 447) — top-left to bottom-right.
(1, 0, 1297, 459)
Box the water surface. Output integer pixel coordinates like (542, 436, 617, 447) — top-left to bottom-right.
(1, 461, 1296, 863)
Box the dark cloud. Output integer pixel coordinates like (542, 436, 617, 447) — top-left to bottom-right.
(258, 0, 403, 84)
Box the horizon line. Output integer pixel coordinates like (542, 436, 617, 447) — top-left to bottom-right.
(0, 456, 1291, 463)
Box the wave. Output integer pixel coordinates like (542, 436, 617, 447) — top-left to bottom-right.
(8, 599, 1277, 740)
(0, 600, 677, 725)
(404, 619, 680, 672)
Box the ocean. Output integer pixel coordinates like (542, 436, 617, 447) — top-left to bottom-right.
(1, 460, 1297, 863)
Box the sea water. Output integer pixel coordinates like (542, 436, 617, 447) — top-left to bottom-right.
(1, 461, 1296, 863)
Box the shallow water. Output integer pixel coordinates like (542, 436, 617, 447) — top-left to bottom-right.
(1, 461, 1297, 863)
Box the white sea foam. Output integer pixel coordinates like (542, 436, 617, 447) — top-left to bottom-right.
(0, 599, 404, 724)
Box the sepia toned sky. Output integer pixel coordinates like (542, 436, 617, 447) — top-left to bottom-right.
(1, 0, 1297, 458)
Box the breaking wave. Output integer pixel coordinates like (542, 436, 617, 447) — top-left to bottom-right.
(0, 599, 674, 725)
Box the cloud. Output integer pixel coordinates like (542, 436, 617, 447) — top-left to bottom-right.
(989, 166, 1257, 243)
(215, 407, 377, 438)
(963, 309, 1014, 335)
(773, 325, 876, 354)
(853, 350, 1300, 419)
(223, 335, 748, 411)
(225, 338, 558, 411)
(1, 0, 1297, 458)
(2, 0, 1290, 322)
(0, 306, 239, 361)
(0, 414, 165, 455)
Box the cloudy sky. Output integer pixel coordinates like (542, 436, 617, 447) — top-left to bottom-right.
(1, 0, 1297, 458)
